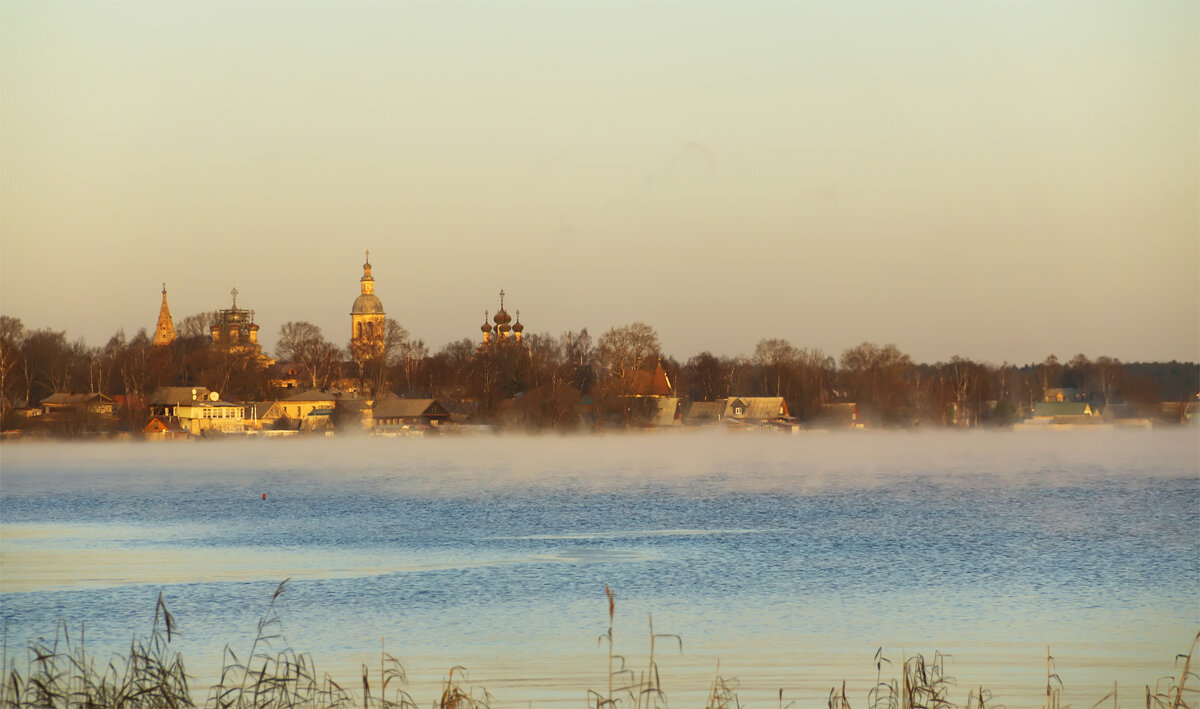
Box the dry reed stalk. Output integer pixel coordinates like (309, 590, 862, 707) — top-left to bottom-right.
(435, 666, 489, 709)
(1046, 648, 1063, 709)
(703, 668, 741, 709)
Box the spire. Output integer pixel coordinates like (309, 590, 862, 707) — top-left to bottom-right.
(153, 284, 176, 347)
(360, 250, 375, 294)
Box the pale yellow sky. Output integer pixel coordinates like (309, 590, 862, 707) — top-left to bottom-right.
(2, 1, 1196, 364)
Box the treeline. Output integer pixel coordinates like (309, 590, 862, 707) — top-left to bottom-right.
(1, 313, 1196, 432)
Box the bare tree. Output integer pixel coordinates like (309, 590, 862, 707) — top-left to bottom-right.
(559, 329, 595, 394)
(395, 338, 428, 394)
(353, 318, 410, 397)
(277, 321, 343, 389)
(595, 322, 662, 425)
(943, 356, 991, 427)
(839, 342, 914, 425)
(1036, 355, 1061, 400)
(753, 338, 799, 397)
(176, 312, 216, 340)
(596, 323, 661, 386)
(1094, 356, 1124, 405)
(682, 351, 728, 402)
(21, 329, 75, 403)
(0, 316, 26, 420)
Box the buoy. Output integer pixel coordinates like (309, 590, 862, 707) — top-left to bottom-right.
(262, 492, 267, 500)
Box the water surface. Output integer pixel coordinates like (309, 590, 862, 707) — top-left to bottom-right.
(2, 430, 1197, 707)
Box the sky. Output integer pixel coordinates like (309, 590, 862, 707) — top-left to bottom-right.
(2, 1, 1197, 365)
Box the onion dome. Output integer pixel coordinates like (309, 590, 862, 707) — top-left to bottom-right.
(512, 310, 523, 334)
(481, 311, 492, 333)
(493, 289, 511, 325)
(351, 250, 385, 314)
(352, 293, 385, 314)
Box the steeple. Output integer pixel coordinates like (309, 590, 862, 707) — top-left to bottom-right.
(350, 251, 386, 362)
(153, 283, 176, 347)
(360, 250, 375, 295)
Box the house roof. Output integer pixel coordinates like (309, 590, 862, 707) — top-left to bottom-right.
(149, 387, 214, 406)
(373, 398, 449, 419)
(246, 401, 284, 418)
(1032, 402, 1092, 417)
(683, 401, 723, 423)
(627, 363, 672, 396)
(42, 392, 112, 406)
(722, 396, 788, 421)
(283, 388, 347, 402)
(143, 416, 185, 433)
(268, 362, 311, 379)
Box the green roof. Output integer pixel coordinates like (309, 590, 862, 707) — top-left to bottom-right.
(1032, 402, 1091, 417)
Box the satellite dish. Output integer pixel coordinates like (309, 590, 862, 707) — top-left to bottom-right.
(209, 392, 220, 402)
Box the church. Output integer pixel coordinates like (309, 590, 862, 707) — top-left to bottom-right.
(479, 289, 525, 347)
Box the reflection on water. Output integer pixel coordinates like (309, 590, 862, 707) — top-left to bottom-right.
(1, 430, 1197, 708)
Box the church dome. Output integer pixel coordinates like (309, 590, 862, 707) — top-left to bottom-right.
(351, 294, 385, 314)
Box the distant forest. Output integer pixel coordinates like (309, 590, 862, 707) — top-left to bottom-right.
(1, 313, 1196, 433)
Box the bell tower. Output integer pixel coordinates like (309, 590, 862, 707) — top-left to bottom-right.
(350, 251, 386, 361)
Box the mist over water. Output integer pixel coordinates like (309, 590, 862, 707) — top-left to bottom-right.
(2, 430, 1197, 708)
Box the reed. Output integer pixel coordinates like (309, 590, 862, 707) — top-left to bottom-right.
(0, 592, 192, 709)
(2, 588, 1196, 709)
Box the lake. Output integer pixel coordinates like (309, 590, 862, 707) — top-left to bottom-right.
(1, 429, 1197, 708)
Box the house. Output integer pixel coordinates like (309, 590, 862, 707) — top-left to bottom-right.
(38, 392, 119, 434)
(1101, 403, 1153, 429)
(300, 408, 335, 433)
(143, 416, 188, 441)
(815, 402, 862, 429)
(634, 397, 679, 427)
(267, 362, 311, 391)
(679, 397, 792, 429)
(172, 395, 246, 436)
(372, 398, 451, 431)
(41, 392, 116, 417)
(148, 387, 214, 417)
(682, 400, 723, 426)
(244, 401, 295, 431)
(276, 388, 346, 421)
